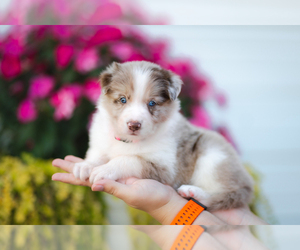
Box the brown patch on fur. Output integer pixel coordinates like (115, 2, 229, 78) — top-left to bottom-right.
(201, 131, 254, 211)
(172, 126, 205, 189)
(141, 68, 178, 124)
(171, 115, 253, 210)
(149, 68, 172, 101)
(207, 186, 253, 211)
(100, 64, 135, 120)
(138, 157, 174, 184)
(192, 134, 203, 152)
(100, 73, 113, 88)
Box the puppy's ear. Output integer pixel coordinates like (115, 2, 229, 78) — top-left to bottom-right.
(99, 62, 120, 94)
(152, 68, 183, 100)
(167, 73, 183, 100)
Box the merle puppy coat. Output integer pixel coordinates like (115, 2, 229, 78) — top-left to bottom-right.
(73, 61, 253, 211)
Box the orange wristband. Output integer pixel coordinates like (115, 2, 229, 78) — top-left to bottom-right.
(170, 225, 205, 250)
(170, 198, 207, 225)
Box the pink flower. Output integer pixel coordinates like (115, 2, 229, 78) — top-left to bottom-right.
(75, 48, 99, 73)
(189, 106, 211, 129)
(198, 80, 214, 101)
(215, 92, 227, 107)
(52, 26, 72, 39)
(88, 26, 122, 46)
(52, 0, 71, 19)
(150, 40, 168, 62)
(29, 76, 54, 99)
(110, 42, 135, 61)
(17, 99, 37, 123)
(50, 84, 82, 121)
(83, 79, 101, 103)
(167, 59, 194, 77)
(86, 2, 122, 24)
(55, 44, 74, 68)
(2, 37, 23, 56)
(0, 54, 21, 79)
(127, 52, 147, 62)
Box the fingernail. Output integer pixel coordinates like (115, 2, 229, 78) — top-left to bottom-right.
(92, 185, 104, 191)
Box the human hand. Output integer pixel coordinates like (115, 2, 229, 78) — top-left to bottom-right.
(52, 155, 176, 212)
(52, 155, 267, 225)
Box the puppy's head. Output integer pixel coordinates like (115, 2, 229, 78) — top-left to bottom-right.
(99, 61, 183, 140)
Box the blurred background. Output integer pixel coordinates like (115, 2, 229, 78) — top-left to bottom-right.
(1, 0, 300, 24)
(0, 0, 300, 249)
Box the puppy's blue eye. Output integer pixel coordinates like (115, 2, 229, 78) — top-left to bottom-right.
(120, 97, 127, 104)
(148, 100, 156, 107)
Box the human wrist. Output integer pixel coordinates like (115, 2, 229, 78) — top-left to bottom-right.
(149, 191, 188, 225)
(148, 189, 225, 225)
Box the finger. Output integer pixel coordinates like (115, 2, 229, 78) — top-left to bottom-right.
(52, 159, 75, 173)
(52, 173, 90, 187)
(92, 179, 134, 200)
(64, 155, 84, 163)
(118, 177, 140, 185)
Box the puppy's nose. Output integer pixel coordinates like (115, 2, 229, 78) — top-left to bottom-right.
(127, 121, 141, 131)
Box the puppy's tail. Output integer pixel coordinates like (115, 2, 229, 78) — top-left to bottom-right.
(207, 186, 253, 211)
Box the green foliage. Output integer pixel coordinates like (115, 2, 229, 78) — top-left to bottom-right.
(0, 226, 109, 250)
(0, 154, 108, 225)
(127, 207, 160, 225)
(246, 164, 277, 224)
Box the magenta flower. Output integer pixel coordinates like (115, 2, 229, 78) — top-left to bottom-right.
(215, 92, 227, 107)
(55, 44, 74, 68)
(151, 40, 168, 62)
(50, 84, 82, 121)
(86, 2, 122, 24)
(75, 48, 99, 73)
(167, 59, 194, 78)
(29, 76, 54, 99)
(0, 54, 21, 79)
(17, 99, 37, 123)
(88, 26, 122, 46)
(2, 37, 23, 56)
(62, 84, 82, 103)
(198, 80, 214, 101)
(189, 106, 211, 129)
(110, 42, 135, 61)
(83, 79, 101, 104)
(52, 25, 72, 39)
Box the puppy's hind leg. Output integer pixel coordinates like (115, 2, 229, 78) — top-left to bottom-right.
(177, 185, 212, 207)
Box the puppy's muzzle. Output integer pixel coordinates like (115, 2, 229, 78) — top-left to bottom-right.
(127, 121, 141, 132)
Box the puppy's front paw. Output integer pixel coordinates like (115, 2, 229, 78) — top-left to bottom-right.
(89, 165, 118, 184)
(73, 161, 95, 181)
(177, 185, 211, 206)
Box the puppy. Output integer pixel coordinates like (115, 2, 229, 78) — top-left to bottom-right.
(73, 61, 253, 211)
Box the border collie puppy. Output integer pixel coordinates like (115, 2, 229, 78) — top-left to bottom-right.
(73, 61, 253, 211)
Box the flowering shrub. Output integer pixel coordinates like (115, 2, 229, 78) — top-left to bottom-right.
(0, 0, 163, 25)
(0, 154, 107, 224)
(0, 25, 227, 159)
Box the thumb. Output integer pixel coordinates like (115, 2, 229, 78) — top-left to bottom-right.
(92, 179, 132, 201)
